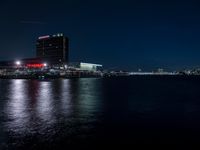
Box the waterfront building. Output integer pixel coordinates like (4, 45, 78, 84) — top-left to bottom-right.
(0, 33, 104, 73)
(68, 62, 103, 71)
(36, 33, 69, 64)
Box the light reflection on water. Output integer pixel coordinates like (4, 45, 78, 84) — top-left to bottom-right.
(60, 79, 72, 115)
(36, 81, 54, 124)
(6, 80, 30, 134)
(77, 78, 103, 118)
(1, 78, 103, 149)
(3, 76, 200, 147)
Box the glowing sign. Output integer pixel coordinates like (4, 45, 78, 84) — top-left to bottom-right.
(38, 35, 50, 39)
(26, 64, 44, 68)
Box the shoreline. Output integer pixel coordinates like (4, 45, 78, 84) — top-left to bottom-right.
(0, 74, 199, 79)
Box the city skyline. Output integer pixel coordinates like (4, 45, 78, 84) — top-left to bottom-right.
(1, 0, 200, 70)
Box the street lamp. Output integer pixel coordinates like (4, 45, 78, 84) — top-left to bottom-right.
(16, 61, 21, 65)
(43, 63, 47, 67)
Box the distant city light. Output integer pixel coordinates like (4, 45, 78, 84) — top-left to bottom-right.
(16, 61, 21, 65)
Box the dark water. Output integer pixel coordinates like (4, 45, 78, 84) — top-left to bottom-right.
(1, 76, 200, 148)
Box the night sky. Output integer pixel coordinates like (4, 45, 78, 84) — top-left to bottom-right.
(1, 0, 200, 71)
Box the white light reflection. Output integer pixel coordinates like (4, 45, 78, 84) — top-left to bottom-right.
(36, 82, 54, 125)
(6, 80, 30, 134)
(61, 79, 72, 116)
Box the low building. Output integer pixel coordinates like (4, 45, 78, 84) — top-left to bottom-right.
(68, 62, 103, 71)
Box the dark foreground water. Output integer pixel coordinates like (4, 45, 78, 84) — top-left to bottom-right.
(1, 76, 200, 148)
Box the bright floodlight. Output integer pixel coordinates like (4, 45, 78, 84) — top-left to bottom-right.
(43, 63, 47, 67)
(16, 61, 21, 65)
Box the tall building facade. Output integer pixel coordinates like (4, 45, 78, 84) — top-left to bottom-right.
(36, 33, 69, 64)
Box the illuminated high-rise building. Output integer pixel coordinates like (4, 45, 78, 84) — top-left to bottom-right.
(36, 33, 69, 64)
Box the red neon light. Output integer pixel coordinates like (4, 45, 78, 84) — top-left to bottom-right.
(26, 64, 44, 68)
